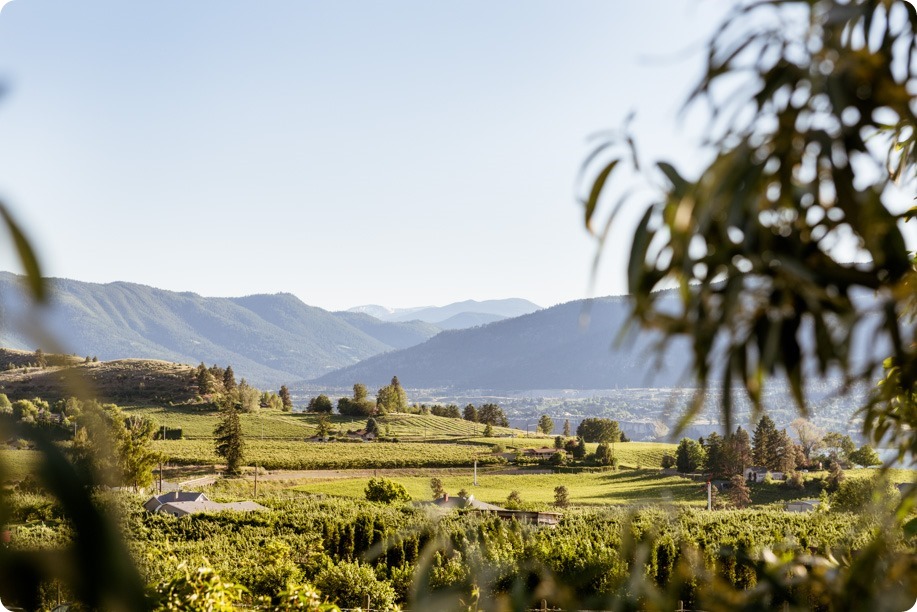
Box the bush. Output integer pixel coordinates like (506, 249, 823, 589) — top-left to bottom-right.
(364, 478, 411, 504)
(661, 454, 676, 469)
(314, 561, 396, 610)
(785, 471, 805, 490)
(550, 451, 567, 466)
(491, 443, 505, 454)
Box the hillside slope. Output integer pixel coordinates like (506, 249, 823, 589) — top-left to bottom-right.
(0, 273, 438, 387)
(315, 296, 693, 390)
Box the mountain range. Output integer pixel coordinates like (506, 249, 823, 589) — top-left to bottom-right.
(347, 298, 541, 327)
(0, 273, 550, 389)
(0, 273, 443, 387)
(317, 296, 693, 390)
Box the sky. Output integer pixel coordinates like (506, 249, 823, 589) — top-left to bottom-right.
(0, 1, 733, 311)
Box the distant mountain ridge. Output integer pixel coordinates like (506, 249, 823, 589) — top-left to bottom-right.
(316, 296, 693, 390)
(346, 298, 541, 325)
(0, 273, 440, 387)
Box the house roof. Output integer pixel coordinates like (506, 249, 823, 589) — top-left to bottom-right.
(429, 494, 505, 511)
(143, 491, 209, 513)
(157, 500, 269, 517)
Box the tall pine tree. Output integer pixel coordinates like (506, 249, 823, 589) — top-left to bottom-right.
(752, 415, 779, 469)
(214, 400, 244, 476)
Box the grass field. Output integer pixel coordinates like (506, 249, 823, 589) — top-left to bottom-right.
(290, 468, 707, 507)
(154, 439, 509, 470)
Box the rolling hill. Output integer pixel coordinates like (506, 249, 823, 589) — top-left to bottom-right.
(315, 296, 694, 390)
(0, 273, 440, 387)
(347, 298, 541, 326)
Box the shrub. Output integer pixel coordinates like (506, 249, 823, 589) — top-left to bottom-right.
(364, 478, 411, 504)
(550, 451, 567, 466)
(506, 490, 523, 509)
(785, 471, 805, 490)
(314, 561, 396, 610)
(661, 454, 676, 469)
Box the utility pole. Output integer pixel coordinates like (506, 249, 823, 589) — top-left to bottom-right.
(474, 457, 478, 486)
(158, 461, 163, 494)
(707, 480, 712, 511)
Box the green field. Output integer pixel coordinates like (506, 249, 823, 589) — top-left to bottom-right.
(291, 468, 707, 506)
(126, 406, 522, 440)
(155, 439, 508, 470)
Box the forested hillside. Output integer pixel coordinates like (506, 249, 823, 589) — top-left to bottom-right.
(316, 296, 693, 390)
(0, 273, 439, 387)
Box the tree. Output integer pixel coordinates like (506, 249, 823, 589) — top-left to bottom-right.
(752, 416, 779, 469)
(430, 477, 445, 499)
(720, 427, 752, 476)
(538, 414, 554, 435)
(482, 423, 493, 437)
(594, 442, 615, 466)
(726, 474, 752, 509)
(120, 415, 161, 490)
(832, 475, 900, 513)
(365, 417, 380, 436)
(506, 490, 523, 509)
(826, 461, 845, 493)
(573, 437, 587, 460)
(222, 365, 236, 392)
(376, 376, 408, 414)
(773, 430, 798, 474)
(661, 453, 676, 469)
(848, 445, 882, 468)
(675, 438, 706, 473)
(235, 380, 260, 412)
(463, 404, 478, 422)
(790, 418, 825, 463)
(576, 418, 621, 443)
(822, 432, 856, 464)
(338, 385, 376, 417)
(307, 394, 333, 413)
(196, 363, 217, 395)
(477, 403, 509, 427)
(314, 413, 331, 438)
(563, 419, 571, 437)
(703, 431, 724, 476)
(364, 478, 410, 503)
(554, 435, 564, 449)
(278, 385, 293, 411)
(553, 485, 569, 508)
(214, 400, 244, 476)
(353, 383, 368, 402)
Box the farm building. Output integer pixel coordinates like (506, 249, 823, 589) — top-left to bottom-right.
(745, 466, 784, 481)
(143, 492, 268, 517)
(423, 494, 561, 526)
(786, 499, 821, 513)
(522, 447, 565, 458)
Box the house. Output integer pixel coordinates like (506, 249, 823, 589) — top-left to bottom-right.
(522, 447, 564, 458)
(143, 492, 269, 517)
(345, 429, 376, 442)
(786, 499, 820, 513)
(745, 466, 784, 481)
(423, 494, 562, 526)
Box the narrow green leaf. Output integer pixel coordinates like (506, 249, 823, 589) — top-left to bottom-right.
(0, 203, 45, 302)
(584, 159, 620, 232)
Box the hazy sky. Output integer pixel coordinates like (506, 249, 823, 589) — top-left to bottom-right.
(0, 1, 732, 311)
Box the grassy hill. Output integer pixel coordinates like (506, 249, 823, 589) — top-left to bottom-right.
(0, 348, 198, 403)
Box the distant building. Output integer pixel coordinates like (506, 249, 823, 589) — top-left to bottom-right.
(745, 466, 784, 481)
(522, 447, 564, 459)
(422, 494, 561, 526)
(786, 499, 820, 513)
(345, 429, 376, 442)
(143, 492, 268, 517)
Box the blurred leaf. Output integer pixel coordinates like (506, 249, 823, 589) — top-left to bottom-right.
(0, 203, 45, 302)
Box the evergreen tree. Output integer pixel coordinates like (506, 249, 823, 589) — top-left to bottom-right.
(676, 438, 706, 473)
(222, 365, 236, 391)
(278, 385, 293, 411)
(573, 437, 587, 460)
(463, 404, 478, 422)
(214, 400, 244, 476)
(538, 414, 554, 435)
(726, 474, 752, 508)
(554, 435, 564, 449)
(774, 429, 797, 473)
(703, 431, 724, 476)
(353, 383, 368, 402)
(563, 419, 571, 437)
(477, 403, 509, 427)
(483, 423, 493, 437)
(752, 415, 779, 468)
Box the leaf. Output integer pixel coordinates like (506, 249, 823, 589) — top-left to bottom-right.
(627, 206, 654, 297)
(584, 159, 620, 232)
(657, 162, 688, 195)
(0, 203, 45, 302)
